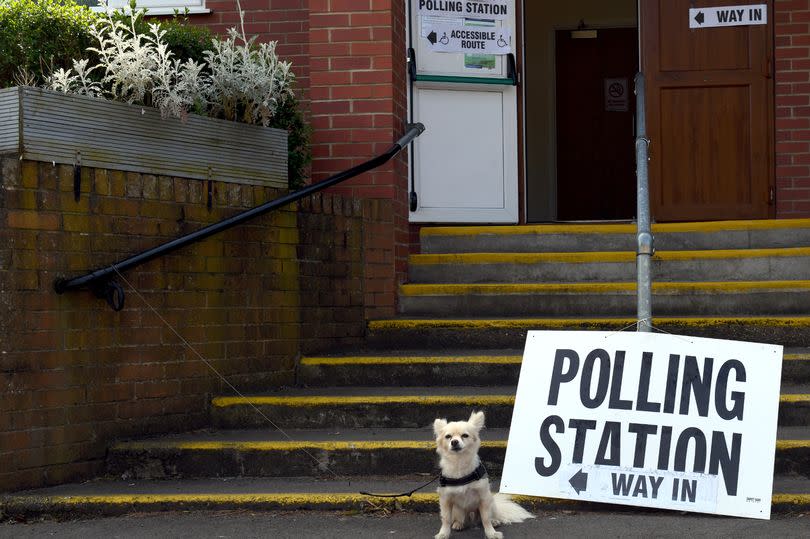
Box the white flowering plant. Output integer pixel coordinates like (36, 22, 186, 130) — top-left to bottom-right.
(45, 0, 295, 126)
(33, 0, 309, 186)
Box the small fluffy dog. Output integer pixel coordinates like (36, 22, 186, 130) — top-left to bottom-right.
(433, 411, 534, 539)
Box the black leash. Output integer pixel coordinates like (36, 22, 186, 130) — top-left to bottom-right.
(359, 462, 489, 497)
(359, 474, 440, 497)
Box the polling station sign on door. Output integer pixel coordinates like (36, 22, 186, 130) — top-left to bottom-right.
(501, 331, 783, 519)
(418, 1, 513, 57)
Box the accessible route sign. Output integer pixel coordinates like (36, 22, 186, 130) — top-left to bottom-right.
(501, 331, 783, 519)
(424, 21, 511, 54)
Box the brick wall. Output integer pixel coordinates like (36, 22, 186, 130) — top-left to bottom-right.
(189, 1, 410, 315)
(308, 0, 409, 317)
(0, 157, 377, 492)
(297, 191, 365, 353)
(774, 0, 810, 216)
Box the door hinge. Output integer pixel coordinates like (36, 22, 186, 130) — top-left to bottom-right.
(769, 186, 775, 205)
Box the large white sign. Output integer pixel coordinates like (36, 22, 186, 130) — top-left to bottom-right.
(689, 4, 767, 28)
(417, 0, 511, 21)
(424, 21, 511, 54)
(501, 331, 783, 519)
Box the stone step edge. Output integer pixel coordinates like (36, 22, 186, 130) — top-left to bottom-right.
(2, 492, 808, 515)
(420, 218, 810, 238)
(399, 281, 810, 296)
(410, 247, 810, 265)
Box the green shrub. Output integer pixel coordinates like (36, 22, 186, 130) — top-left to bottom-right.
(0, 0, 98, 87)
(110, 8, 214, 65)
(161, 17, 215, 65)
(269, 95, 311, 189)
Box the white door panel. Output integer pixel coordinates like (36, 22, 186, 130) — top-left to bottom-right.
(408, 1, 518, 223)
(417, 89, 505, 210)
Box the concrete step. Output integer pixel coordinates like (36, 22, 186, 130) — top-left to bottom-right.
(3, 475, 810, 518)
(420, 219, 810, 254)
(210, 385, 810, 429)
(398, 280, 810, 317)
(297, 350, 810, 387)
(366, 316, 810, 349)
(419, 219, 810, 253)
(105, 427, 810, 480)
(408, 248, 810, 284)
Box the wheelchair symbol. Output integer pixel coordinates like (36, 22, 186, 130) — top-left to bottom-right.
(440, 32, 449, 45)
(497, 35, 508, 47)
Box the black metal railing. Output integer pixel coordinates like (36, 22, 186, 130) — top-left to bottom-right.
(54, 123, 426, 310)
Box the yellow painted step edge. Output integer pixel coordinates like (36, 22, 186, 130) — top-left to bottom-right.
(113, 440, 810, 452)
(421, 218, 810, 237)
(301, 355, 523, 365)
(0, 493, 438, 506)
(212, 395, 516, 407)
(4, 492, 809, 507)
(399, 281, 810, 296)
(411, 247, 810, 265)
(301, 355, 808, 365)
(368, 316, 810, 331)
(113, 440, 507, 451)
(212, 394, 810, 408)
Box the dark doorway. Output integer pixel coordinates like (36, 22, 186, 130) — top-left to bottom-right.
(555, 27, 638, 221)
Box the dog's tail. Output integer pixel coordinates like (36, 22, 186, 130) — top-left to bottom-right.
(492, 493, 535, 524)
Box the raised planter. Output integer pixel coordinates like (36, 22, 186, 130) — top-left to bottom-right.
(0, 86, 288, 187)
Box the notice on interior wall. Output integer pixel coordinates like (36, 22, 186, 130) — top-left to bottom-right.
(417, 0, 511, 21)
(605, 78, 629, 112)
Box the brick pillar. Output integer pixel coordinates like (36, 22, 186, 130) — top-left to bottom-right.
(775, 0, 810, 216)
(310, 0, 409, 319)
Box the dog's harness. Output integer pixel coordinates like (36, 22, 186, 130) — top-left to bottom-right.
(439, 462, 488, 487)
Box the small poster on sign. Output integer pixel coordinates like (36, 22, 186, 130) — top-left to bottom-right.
(501, 331, 783, 519)
(605, 78, 629, 112)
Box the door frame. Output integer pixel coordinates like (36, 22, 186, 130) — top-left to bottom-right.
(522, 1, 639, 223)
(405, 0, 521, 224)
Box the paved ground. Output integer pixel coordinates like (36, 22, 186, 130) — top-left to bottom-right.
(2, 509, 809, 538)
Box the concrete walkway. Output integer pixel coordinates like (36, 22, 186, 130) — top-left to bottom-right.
(2, 509, 809, 538)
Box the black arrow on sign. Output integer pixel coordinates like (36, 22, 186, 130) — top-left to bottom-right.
(427, 31, 437, 45)
(569, 469, 588, 495)
(694, 11, 705, 25)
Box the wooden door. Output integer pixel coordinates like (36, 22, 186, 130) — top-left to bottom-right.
(556, 28, 638, 221)
(641, 0, 774, 222)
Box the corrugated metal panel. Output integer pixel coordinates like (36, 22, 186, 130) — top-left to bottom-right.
(0, 87, 20, 153)
(17, 86, 288, 187)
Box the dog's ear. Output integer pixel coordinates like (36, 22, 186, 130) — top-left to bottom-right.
(468, 411, 485, 431)
(433, 418, 448, 437)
